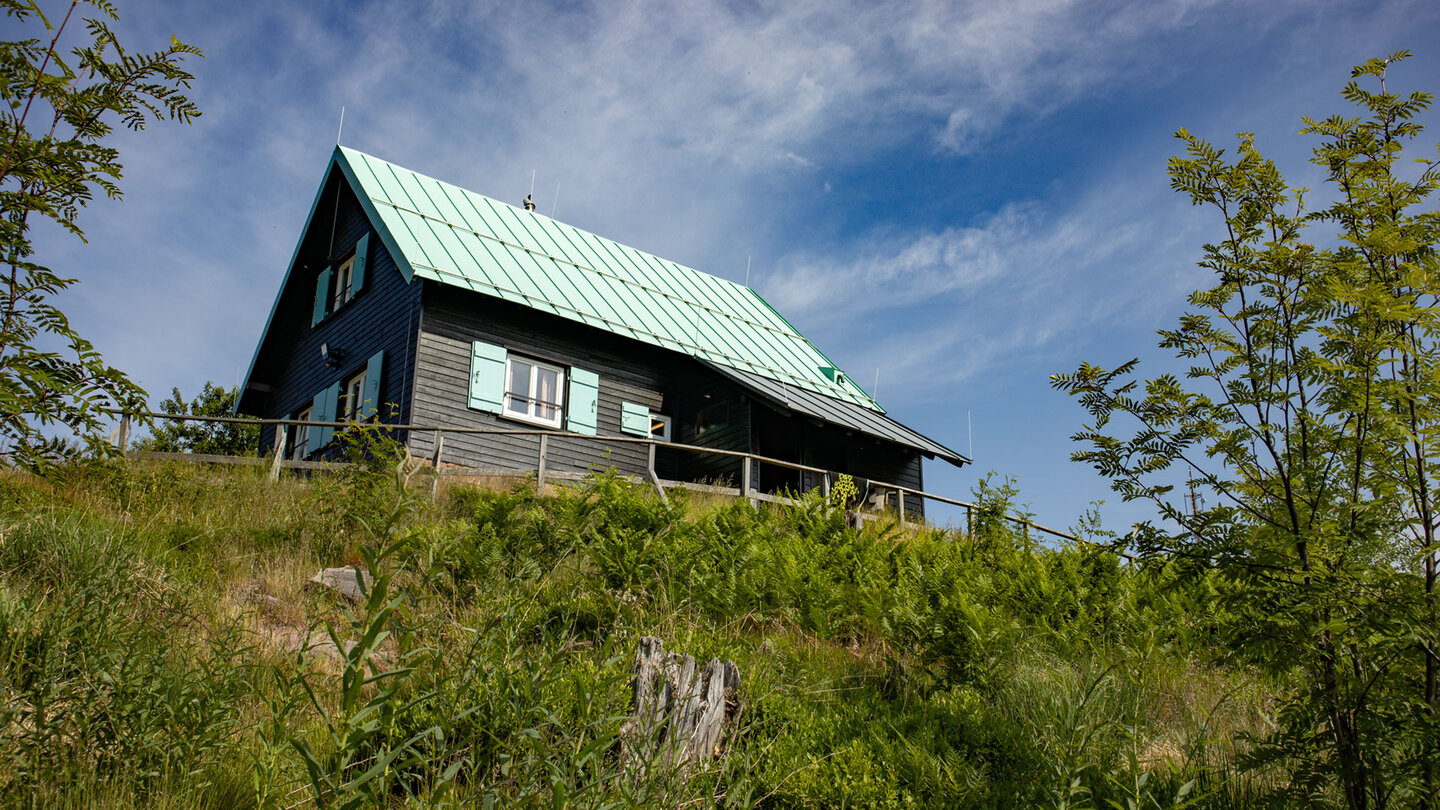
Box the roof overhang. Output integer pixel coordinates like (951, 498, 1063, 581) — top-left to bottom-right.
(702, 360, 970, 468)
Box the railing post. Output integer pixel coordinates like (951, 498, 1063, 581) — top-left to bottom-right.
(537, 434, 549, 492)
(431, 431, 445, 498)
(821, 473, 830, 498)
(741, 456, 753, 506)
(115, 413, 131, 452)
(897, 489, 905, 525)
(269, 426, 287, 481)
(647, 441, 668, 503)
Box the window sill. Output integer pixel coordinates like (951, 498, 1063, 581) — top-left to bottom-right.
(497, 410, 564, 431)
(312, 293, 362, 328)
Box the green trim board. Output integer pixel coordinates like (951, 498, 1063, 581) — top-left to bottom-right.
(333, 146, 883, 413)
(237, 159, 352, 412)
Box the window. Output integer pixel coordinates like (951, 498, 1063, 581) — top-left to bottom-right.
(696, 401, 729, 437)
(650, 413, 672, 442)
(311, 234, 369, 327)
(331, 255, 356, 312)
(292, 407, 312, 460)
(343, 368, 367, 421)
(504, 357, 565, 428)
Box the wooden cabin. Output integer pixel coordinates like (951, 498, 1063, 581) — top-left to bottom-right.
(237, 147, 967, 515)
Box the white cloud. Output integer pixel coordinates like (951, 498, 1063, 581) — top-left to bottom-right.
(762, 164, 1211, 399)
(31, 0, 1431, 420)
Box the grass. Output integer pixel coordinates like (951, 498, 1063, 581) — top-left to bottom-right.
(0, 451, 1289, 808)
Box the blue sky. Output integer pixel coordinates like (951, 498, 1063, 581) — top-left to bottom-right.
(27, 0, 1440, 534)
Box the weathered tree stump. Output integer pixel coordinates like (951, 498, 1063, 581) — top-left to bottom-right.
(622, 636, 742, 772)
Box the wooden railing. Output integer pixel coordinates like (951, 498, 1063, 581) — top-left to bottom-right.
(111, 411, 1077, 542)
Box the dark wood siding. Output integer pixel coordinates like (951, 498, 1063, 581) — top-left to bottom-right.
(245, 172, 422, 455)
(751, 402, 927, 518)
(408, 286, 667, 479)
(846, 437, 925, 518)
(655, 365, 750, 484)
(405, 281, 923, 512)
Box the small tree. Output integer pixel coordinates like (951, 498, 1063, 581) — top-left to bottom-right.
(1053, 53, 1439, 809)
(140, 382, 258, 456)
(0, 0, 201, 469)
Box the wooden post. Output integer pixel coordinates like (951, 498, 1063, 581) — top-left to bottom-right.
(897, 489, 906, 526)
(537, 434, 549, 492)
(431, 431, 445, 498)
(115, 414, 130, 452)
(647, 441, 668, 503)
(741, 456, 753, 506)
(269, 427, 287, 481)
(821, 473, 830, 498)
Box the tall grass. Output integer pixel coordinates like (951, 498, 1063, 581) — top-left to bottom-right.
(0, 455, 1280, 808)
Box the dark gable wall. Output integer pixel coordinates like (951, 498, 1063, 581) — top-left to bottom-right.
(247, 172, 422, 452)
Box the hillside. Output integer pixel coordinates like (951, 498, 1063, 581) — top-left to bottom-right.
(0, 446, 1279, 808)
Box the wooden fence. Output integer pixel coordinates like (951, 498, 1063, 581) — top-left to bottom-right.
(113, 411, 1077, 542)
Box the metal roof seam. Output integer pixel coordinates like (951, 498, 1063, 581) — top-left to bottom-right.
(369, 196, 821, 343)
(412, 258, 860, 394)
(344, 148, 876, 410)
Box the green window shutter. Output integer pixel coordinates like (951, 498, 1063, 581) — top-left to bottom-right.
(308, 383, 335, 454)
(566, 368, 599, 435)
(352, 233, 370, 293)
(621, 401, 650, 436)
(306, 392, 324, 454)
(363, 350, 384, 420)
(314, 382, 341, 450)
(311, 267, 333, 326)
(468, 340, 507, 413)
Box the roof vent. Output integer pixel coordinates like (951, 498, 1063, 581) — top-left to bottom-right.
(820, 366, 846, 386)
(523, 193, 536, 211)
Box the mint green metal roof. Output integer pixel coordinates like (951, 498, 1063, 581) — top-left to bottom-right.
(334, 147, 883, 412)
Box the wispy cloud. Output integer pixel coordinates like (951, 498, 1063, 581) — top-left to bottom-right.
(40, 0, 1432, 421)
(762, 164, 1211, 399)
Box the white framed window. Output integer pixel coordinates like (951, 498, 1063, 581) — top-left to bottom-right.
(650, 413, 672, 442)
(343, 368, 367, 421)
(292, 406, 312, 460)
(331, 255, 356, 312)
(504, 356, 565, 428)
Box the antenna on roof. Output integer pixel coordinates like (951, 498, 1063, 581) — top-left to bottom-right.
(873, 367, 879, 398)
(336, 106, 345, 145)
(551, 182, 561, 218)
(745, 256, 751, 287)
